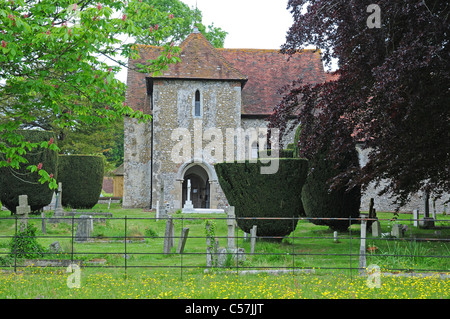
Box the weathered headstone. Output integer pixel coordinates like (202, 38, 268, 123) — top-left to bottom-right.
(217, 247, 246, 267)
(75, 215, 93, 242)
(16, 195, 31, 232)
(176, 227, 189, 254)
(413, 209, 419, 227)
(359, 218, 367, 274)
(49, 241, 62, 253)
(371, 219, 381, 237)
(391, 223, 403, 238)
(163, 217, 174, 254)
(333, 231, 338, 242)
(250, 225, 257, 255)
(226, 206, 236, 250)
(54, 182, 64, 216)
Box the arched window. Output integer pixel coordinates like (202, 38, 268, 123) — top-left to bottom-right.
(194, 90, 201, 117)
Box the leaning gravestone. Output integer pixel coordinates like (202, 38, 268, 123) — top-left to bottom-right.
(176, 227, 189, 254)
(16, 195, 31, 232)
(75, 215, 93, 242)
(163, 217, 174, 254)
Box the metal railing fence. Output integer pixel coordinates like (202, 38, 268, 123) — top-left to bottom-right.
(0, 215, 449, 278)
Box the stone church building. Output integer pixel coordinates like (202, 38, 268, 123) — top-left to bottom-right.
(122, 29, 324, 210)
(122, 29, 449, 214)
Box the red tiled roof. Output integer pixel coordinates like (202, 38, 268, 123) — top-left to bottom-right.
(127, 32, 326, 115)
(219, 48, 325, 114)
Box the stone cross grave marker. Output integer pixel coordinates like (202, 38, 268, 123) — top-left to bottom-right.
(54, 182, 64, 216)
(163, 216, 174, 254)
(176, 227, 190, 254)
(183, 179, 194, 212)
(16, 195, 31, 232)
(226, 206, 236, 250)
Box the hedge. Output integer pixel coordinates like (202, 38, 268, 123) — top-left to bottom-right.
(215, 158, 308, 238)
(301, 148, 361, 232)
(0, 130, 57, 213)
(57, 155, 104, 209)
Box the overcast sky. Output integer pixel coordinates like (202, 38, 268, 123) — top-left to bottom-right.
(181, 0, 294, 49)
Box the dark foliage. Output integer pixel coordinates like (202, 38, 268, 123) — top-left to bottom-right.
(215, 159, 308, 238)
(270, 0, 450, 208)
(0, 130, 57, 213)
(57, 155, 104, 209)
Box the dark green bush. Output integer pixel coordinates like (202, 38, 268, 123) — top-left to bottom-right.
(258, 149, 294, 158)
(0, 130, 57, 213)
(215, 158, 308, 238)
(57, 155, 104, 209)
(9, 224, 45, 259)
(301, 148, 361, 232)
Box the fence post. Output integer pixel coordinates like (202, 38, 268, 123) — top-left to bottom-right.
(359, 216, 367, 275)
(124, 216, 127, 278)
(14, 215, 17, 273)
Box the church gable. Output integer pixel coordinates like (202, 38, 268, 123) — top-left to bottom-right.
(126, 31, 325, 116)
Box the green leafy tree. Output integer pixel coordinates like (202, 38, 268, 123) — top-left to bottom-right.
(0, 0, 178, 189)
(134, 0, 228, 47)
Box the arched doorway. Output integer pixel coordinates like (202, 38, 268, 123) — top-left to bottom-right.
(181, 165, 210, 208)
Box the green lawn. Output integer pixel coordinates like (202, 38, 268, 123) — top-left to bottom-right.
(0, 204, 449, 299)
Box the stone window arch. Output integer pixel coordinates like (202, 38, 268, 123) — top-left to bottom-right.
(194, 89, 202, 118)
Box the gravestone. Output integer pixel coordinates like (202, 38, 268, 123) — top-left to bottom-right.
(371, 219, 381, 237)
(391, 223, 403, 238)
(359, 218, 367, 274)
(217, 247, 246, 267)
(176, 227, 189, 254)
(226, 206, 236, 250)
(54, 182, 64, 216)
(163, 217, 174, 254)
(75, 215, 93, 242)
(250, 225, 257, 255)
(333, 231, 338, 242)
(49, 241, 62, 253)
(16, 195, 31, 232)
(413, 209, 419, 227)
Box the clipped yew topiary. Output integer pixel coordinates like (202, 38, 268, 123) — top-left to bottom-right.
(301, 148, 361, 232)
(0, 130, 57, 214)
(57, 155, 104, 209)
(215, 158, 308, 238)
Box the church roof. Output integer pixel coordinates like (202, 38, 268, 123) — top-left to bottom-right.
(126, 31, 325, 115)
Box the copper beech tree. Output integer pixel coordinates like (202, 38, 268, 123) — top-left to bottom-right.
(270, 0, 449, 207)
(0, 0, 180, 188)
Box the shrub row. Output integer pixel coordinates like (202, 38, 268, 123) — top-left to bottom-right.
(216, 145, 361, 236)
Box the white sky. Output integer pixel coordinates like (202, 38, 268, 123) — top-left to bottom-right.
(181, 0, 294, 49)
